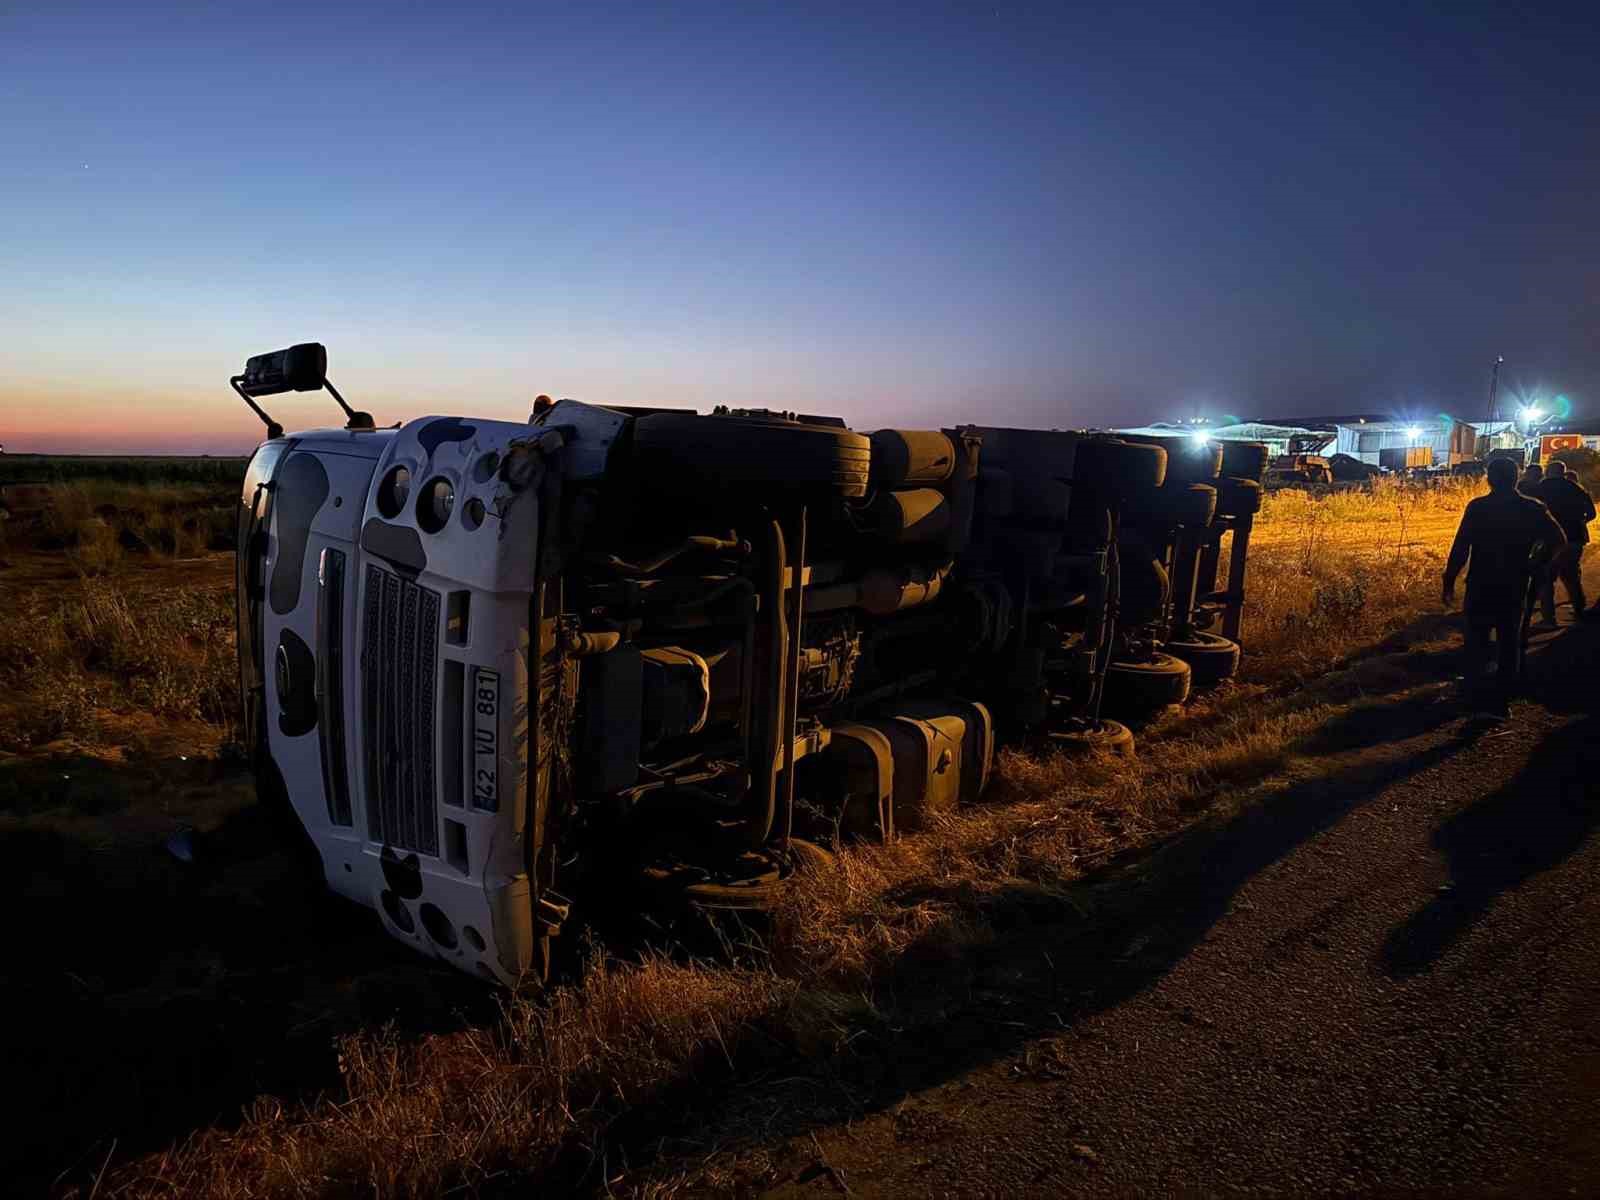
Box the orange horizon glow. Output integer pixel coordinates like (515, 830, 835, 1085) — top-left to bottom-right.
(0, 383, 530, 457)
(1, 385, 266, 456)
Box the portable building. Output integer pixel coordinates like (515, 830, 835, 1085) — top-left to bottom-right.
(1332, 418, 1474, 468)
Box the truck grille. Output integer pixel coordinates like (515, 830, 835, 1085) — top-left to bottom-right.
(362, 565, 441, 855)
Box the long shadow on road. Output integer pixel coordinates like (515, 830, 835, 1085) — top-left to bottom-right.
(1381, 624, 1600, 979)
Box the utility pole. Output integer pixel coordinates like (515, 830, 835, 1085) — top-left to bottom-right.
(1486, 355, 1504, 424)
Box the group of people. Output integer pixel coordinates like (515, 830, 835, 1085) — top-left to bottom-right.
(1441, 456, 1595, 717)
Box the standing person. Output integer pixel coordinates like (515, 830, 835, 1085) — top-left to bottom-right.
(1533, 460, 1594, 624)
(1442, 457, 1566, 717)
(1519, 462, 1544, 493)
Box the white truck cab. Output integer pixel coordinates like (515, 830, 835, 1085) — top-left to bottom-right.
(241, 412, 578, 982)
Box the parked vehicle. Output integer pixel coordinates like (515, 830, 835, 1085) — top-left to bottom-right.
(1329, 452, 1380, 482)
(230, 344, 1255, 982)
(1265, 434, 1334, 486)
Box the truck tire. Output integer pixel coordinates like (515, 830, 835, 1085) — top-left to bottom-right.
(644, 839, 835, 913)
(1127, 482, 1218, 530)
(1215, 477, 1262, 517)
(1120, 434, 1223, 485)
(633, 411, 872, 498)
(1164, 631, 1241, 686)
(1048, 719, 1135, 758)
(1073, 438, 1167, 497)
(1220, 441, 1270, 482)
(1101, 653, 1192, 717)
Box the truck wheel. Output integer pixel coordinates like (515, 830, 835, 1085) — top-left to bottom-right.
(1127, 482, 1217, 530)
(1073, 438, 1168, 497)
(1164, 631, 1241, 686)
(1101, 653, 1192, 717)
(1220, 441, 1270, 483)
(633, 411, 871, 498)
(1119, 434, 1223, 485)
(1048, 719, 1135, 758)
(644, 839, 835, 913)
(1215, 477, 1262, 517)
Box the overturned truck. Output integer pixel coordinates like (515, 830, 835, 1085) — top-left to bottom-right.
(233, 345, 1262, 983)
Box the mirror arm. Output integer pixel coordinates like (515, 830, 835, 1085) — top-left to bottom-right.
(232, 376, 284, 441)
(324, 378, 375, 431)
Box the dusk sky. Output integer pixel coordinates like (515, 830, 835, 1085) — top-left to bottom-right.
(3, 2, 1596, 454)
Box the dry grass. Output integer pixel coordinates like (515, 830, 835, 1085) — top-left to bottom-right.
(121, 952, 791, 1198)
(0, 574, 236, 755)
(80, 477, 1482, 1198)
(2, 479, 236, 576)
(1237, 477, 1478, 682)
(0, 480, 239, 756)
(35, 480, 238, 563)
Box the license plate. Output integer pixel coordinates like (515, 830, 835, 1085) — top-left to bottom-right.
(470, 667, 499, 810)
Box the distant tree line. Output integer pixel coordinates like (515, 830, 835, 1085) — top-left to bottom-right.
(0, 455, 248, 486)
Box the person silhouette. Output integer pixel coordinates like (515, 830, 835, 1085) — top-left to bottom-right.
(1532, 460, 1595, 625)
(1443, 457, 1565, 717)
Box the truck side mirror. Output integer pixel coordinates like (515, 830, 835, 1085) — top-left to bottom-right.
(238, 343, 328, 397)
(230, 342, 375, 437)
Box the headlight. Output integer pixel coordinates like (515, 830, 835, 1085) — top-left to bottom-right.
(418, 477, 455, 533)
(376, 466, 411, 518)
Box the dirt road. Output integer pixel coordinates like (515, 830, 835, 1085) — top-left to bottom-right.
(638, 611, 1600, 1197)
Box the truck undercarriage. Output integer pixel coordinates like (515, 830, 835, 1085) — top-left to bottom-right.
(233, 345, 1264, 982)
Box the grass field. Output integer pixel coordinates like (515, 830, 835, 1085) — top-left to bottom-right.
(0, 472, 1490, 1196)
